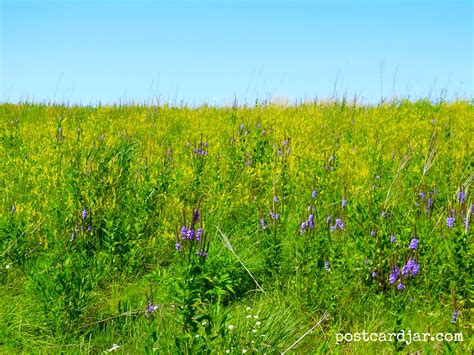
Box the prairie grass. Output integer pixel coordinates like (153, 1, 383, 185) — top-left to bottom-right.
(0, 99, 472, 353)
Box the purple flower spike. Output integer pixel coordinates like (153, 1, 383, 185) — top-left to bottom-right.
(270, 211, 279, 220)
(326, 216, 332, 224)
(196, 228, 203, 242)
(82, 209, 88, 221)
(397, 283, 405, 291)
(180, 226, 187, 239)
(324, 260, 329, 270)
(411, 262, 420, 275)
(146, 303, 157, 317)
(70, 232, 76, 242)
(260, 217, 267, 230)
(342, 199, 347, 208)
(175, 242, 182, 251)
(312, 189, 317, 199)
(390, 234, 396, 243)
(186, 229, 195, 241)
(446, 217, 455, 228)
(87, 225, 92, 232)
(372, 271, 377, 278)
(389, 267, 399, 284)
(458, 190, 465, 204)
(273, 195, 279, 203)
(409, 237, 419, 250)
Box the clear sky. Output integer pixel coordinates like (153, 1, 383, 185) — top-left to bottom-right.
(1, 0, 472, 106)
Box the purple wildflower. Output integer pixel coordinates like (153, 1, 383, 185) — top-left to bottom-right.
(372, 271, 377, 278)
(308, 214, 314, 229)
(196, 228, 203, 242)
(146, 303, 157, 317)
(11, 205, 16, 213)
(402, 259, 414, 276)
(342, 199, 347, 208)
(260, 217, 267, 230)
(273, 195, 279, 203)
(175, 242, 182, 251)
(87, 225, 92, 232)
(397, 283, 405, 291)
(331, 218, 345, 232)
(390, 234, 396, 243)
(300, 221, 308, 235)
(70, 232, 76, 242)
(389, 267, 399, 284)
(419, 191, 426, 200)
(324, 260, 329, 270)
(376, 175, 380, 180)
(312, 189, 317, 199)
(409, 237, 419, 250)
(446, 216, 455, 228)
(451, 311, 460, 324)
(186, 229, 195, 241)
(81, 209, 88, 221)
(370, 230, 376, 237)
(270, 211, 279, 220)
(427, 197, 433, 209)
(329, 155, 334, 163)
(381, 210, 386, 218)
(282, 139, 288, 146)
(240, 123, 245, 131)
(326, 216, 332, 224)
(458, 190, 465, 204)
(180, 226, 187, 239)
(197, 249, 208, 258)
(411, 262, 420, 275)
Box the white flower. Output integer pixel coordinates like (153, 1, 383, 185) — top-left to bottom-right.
(255, 321, 261, 326)
(246, 306, 251, 311)
(228, 324, 235, 330)
(242, 350, 247, 353)
(253, 315, 258, 319)
(195, 334, 200, 338)
(226, 351, 230, 354)
(252, 329, 257, 333)
(201, 321, 207, 326)
(246, 314, 251, 318)
(5, 264, 10, 269)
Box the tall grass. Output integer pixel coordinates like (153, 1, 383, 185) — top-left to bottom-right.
(0, 99, 472, 353)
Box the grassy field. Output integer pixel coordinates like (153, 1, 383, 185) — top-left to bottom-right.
(0, 100, 472, 353)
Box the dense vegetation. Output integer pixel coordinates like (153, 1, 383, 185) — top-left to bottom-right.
(0, 100, 472, 353)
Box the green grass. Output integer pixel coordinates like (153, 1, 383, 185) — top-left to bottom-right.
(0, 99, 472, 353)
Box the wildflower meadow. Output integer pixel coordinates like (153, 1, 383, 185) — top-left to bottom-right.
(0, 100, 472, 353)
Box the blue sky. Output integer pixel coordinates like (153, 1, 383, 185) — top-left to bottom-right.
(1, 0, 472, 105)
